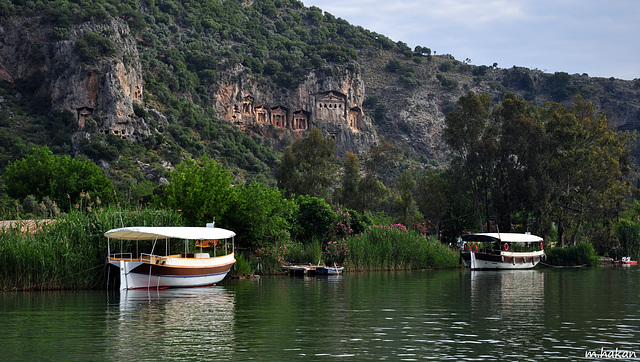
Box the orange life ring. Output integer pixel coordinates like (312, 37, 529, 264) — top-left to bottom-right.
(470, 244, 478, 253)
(503, 243, 509, 251)
(540, 242, 543, 250)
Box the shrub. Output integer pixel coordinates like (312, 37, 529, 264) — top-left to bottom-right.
(74, 32, 116, 63)
(613, 219, 640, 261)
(294, 195, 337, 243)
(284, 238, 323, 266)
(439, 61, 453, 72)
(436, 74, 458, 90)
(545, 243, 600, 266)
(324, 240, 348, 265)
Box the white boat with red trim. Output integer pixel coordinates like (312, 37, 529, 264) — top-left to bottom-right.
(458, 232, 545, 270)
(613, 257, 638, 266)
(105, 223, 236, 290)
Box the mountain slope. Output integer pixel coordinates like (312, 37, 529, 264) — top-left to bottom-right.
(1, 0, 639, 195)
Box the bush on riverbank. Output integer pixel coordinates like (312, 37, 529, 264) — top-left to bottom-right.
(544, 243, 600, 267)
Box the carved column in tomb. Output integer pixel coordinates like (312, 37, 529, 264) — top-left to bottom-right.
(271, 106, 288, 128)
(134, 85, 142, 101)
(255, 106, 268, 124)
(293, 110, 309, 130)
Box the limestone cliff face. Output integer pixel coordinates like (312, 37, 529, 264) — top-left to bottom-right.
(211, 64, 378, 156)
(0, 16, 149, 148)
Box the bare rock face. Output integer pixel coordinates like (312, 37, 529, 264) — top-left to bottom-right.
(0, 16, 149, 147)
(211, 64, 378, 156)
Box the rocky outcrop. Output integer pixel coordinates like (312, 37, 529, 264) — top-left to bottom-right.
(211, 64, 378, 156)
(0, 16, 150, 148)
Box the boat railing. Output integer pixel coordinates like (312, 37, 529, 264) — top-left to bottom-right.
(109, 252, 133, 261)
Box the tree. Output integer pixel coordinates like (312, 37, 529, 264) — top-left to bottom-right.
(358, 140, 399, 212)
(442, 92, 635, 248)
(416, 169, 450, 240)
(540, 99, 634, 246)
(491, 93, 544, 232)
(294, 194, 337, 243)
(395, 170, 417, 226)
(161, 157, 234, 226)
(612, 201, 640, 261)
(276, 128, 338, 199)
(443, 91, 496, 231)
(334, 152, 362, 210)
(3, 146, 113, 211)
(225, 182, 297, 249)
(277, 146, 301, 195)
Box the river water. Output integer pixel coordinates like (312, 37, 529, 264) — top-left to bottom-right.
(1, 267, 639, 360)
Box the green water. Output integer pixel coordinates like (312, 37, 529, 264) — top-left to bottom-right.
(1, 267, 639, 360)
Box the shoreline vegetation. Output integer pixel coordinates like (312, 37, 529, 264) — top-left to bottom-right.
(543, 243, 601, 267)
(0, 206, 618, 292)
(0, 207, 461, 291)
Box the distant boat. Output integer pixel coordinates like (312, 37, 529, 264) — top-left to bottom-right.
(283, 264, 344, 276)
(458, 232, 545, 270)
(104, 223, 236, 290)
(614, 257, 638, 266)
(315, 265, 344, 275)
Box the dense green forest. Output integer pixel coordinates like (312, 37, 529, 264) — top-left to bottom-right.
(1, 0, 639, 286)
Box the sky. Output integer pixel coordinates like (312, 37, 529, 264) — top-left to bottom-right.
(301, 0, 640, 80)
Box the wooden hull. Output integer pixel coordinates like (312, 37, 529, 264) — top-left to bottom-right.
(109, 253, 235, 290)
(461, 251, 544, 270)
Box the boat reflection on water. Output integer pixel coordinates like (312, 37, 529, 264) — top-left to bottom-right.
(467, 270, 545, 353)
(106, 287, 236, 360)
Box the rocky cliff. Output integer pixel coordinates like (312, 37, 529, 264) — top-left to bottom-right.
(0, 16, 150, 150)
(0, 15, 378, 159)
(211, 64, 378, 156)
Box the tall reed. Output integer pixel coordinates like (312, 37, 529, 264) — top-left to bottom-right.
(0, 205, 183, 291)
(344, 224, 459, 270)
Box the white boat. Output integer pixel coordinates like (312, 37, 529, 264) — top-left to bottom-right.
(614, 257, 638, 266)
(315, 265, 344, 275)
(105, 223, 236, 290)
(458, 232, 545, 270)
